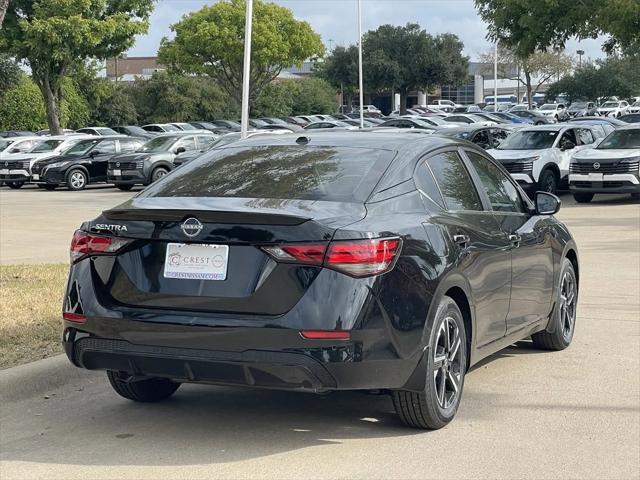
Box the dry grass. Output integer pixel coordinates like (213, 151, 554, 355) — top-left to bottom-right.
(0, 264, 68, 369)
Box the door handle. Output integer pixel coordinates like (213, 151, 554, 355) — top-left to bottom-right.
(508, 234, 521, 248)
(453, 234, 470, 248)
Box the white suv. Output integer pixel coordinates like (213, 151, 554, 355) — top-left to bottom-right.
(429, 100, 461, 113)
(597, 100, 630, 117)
(537, 103, 568, 121)
(487, 124, 601, 195)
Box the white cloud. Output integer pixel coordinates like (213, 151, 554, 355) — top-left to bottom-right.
(128, 0, 608, 61)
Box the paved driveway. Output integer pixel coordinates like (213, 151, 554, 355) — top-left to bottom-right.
(1, 188, 639, 479)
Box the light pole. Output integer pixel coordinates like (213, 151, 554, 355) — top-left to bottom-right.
(577, 49, 584, 68)
(240, 0, 254, 139)
(357, 0, 364, 129)
(493, 42, 498, 112)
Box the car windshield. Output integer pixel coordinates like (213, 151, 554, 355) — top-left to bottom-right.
(138, 136, 178, 153)
(64, 139, 99, 156)
(141, 145, 395, 203)
(597, 129, 640, 149)
(633, 101, 640, 107)
(424, 116, 447, 125)
(0, 139, 16, 151)
(539, 104, 556, 111)
(124, 126, 148, 135)
(174, 123, 197, 131)
(569, 103, 588, 109)
(97, 128, 118, 135)
(29, 139, 64, 153)
(497, 130, 559, 150)
(601, 102, 619, 108)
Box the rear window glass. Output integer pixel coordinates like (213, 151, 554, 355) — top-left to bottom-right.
(141, 145, 395, 202)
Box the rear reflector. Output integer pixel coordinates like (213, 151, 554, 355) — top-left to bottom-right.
(70, 230, 131, 263)
(63, 312, 87, 323)
(301, 330, 351, 340)
(261, 237, 401, 278)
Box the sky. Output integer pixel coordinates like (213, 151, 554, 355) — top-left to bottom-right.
(128, 0, 608, 62)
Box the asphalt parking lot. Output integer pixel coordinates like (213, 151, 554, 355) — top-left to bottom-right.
(0, 187, 639, 479)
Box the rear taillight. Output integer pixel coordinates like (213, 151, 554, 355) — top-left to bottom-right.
(63, 312, 87, 323)
(261, 237, 401, 278)
(70, 230, 131, 264)
(301, 330, 351, 340)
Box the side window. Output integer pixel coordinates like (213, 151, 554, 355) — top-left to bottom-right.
(174, 136, 197, 151)
(414, 162, 445, 209)
(96, 140, 116, 154)
(576, 128, 595, 145)
(119, 139, 141, 153)
(306, 123, 320, 130)
(425, 151, 482, 211)
(491, 128, 509, 148)
(557, 129, 577, 148)
(197, 136, 217, 149)
(466, 151, 524, 213)
(473, 130, 491, 148)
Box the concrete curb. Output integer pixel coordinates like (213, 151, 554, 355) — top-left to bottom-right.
(0, 354, 98, 402)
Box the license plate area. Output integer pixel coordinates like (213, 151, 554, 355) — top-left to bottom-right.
(112, 169, 122, 176)
(32, 174, 40, 180)
(163, 243, 229, 280)
(587, 172, 604, 182)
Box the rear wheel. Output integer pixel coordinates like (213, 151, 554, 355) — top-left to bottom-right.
(150, 167, 169, 183)
(573, 192, 594, 203)
(107, 371, 180, 402)
(116, 184, 134, 191)
(532, 258, 578, 351)
(6, 181, 24, 189)
(66, 169, 88, 191)
(538, 168, 558, 194)
(392, 297, 467, 429)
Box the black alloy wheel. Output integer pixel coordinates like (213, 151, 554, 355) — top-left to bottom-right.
(532, 258, 578, 350)
(392, 296, 467, 429)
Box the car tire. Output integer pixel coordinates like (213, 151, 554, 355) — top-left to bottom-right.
(6, 181, 24, 189)
(538, 169, 558, 194)
(150, 166, 169, 183)
(392, 296, 467, 429)
(532, 258, 578, 351)
(573, 192, 594, 203)
(116, 184, 134, 191)
(107, 370, 180, 402)
(66, 169, 88, 191)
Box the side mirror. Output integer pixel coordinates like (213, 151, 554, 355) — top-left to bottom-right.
(90, 150, 100, 157)
(175, 146, 186, 154)
(559, 141, 575, 151)
(535, 191, 561, 215)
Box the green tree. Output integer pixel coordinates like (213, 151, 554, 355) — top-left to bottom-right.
(252, 81, 296, 118)
(291, 78, 337, 115)
(0, 75, 48, 131)
(0, 0, 8, 28)
(362, 24, 469, 114)
(475, 0, 640, 56)
(316, 45, 359, 110)
(546, 55, 640, 104)
(0, 54, 22, 94)
(479, 48, 574, 106)
(1, 0, 154, 135)
(158, 0, 325, 109)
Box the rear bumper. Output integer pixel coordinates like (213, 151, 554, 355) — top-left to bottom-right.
(63, 323, 426, 393)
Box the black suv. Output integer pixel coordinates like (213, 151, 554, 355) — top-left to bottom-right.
(31, 136, 144, 190)
(107, 133, 217, 191)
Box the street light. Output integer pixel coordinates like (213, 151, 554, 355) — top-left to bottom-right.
(240, 0, 254, 139)
(577, 49, 585, 68)
(357, 0, 364, 129)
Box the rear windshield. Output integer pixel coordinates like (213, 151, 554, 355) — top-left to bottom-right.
(497, 130, 558, 150)
(141, 145, 395, 202)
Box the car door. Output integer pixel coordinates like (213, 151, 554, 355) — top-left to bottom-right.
(421, 149, 512, 346)
(554, 128, 578, 179)
(88, 140, 117, 181)
(463, 149, 554, 333)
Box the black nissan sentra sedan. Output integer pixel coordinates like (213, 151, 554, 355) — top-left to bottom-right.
(62, 131, 579, 429)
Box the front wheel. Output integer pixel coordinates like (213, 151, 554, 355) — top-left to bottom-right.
(532, 258, 578, 351)
(107, 371, 180, 402)
(538, 169, 558, 194)
(150, 167, 169, 183)
(66, 169, 88, 191)
(573, 192, 594, 203)
(392, 297, 467, 429)
(6, 181, 24, 189)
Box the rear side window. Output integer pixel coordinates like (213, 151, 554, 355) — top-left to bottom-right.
(425, 152, 482, 211)
(142, 145, 395, 203)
